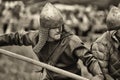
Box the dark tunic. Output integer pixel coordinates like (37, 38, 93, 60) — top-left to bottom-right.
(38, 34, 81, 80)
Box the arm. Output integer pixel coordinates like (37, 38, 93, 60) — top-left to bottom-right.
(68, 35, 102, 79)
(74, 45, 104, 79)
(69, 35, 92, 79)
(0, 30, 39, 46)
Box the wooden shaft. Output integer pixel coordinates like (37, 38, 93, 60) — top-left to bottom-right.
(0, 48, 89, 80)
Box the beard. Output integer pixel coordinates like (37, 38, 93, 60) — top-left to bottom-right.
(48, 34, 61, 42)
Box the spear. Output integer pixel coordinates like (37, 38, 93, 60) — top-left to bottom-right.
(0, 48, 89, 80)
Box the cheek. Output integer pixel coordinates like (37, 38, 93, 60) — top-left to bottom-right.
(49, 30, 55, 37)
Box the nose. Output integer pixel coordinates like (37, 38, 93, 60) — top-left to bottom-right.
(56, 28, 60, 32)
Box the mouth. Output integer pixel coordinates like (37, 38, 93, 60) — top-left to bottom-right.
(56, 32, 62, 35)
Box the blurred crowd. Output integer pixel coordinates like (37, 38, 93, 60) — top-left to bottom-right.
(55, 4, 108, 42)
(0, 1, 109, 42)
(0, 1, 40, 34)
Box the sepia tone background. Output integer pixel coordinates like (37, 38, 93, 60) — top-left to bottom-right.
(0, 0, 119, 80)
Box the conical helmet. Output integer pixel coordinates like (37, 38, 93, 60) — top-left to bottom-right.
(106, 6, 120, 30)
(33, 2, 64, 54)
(40, 2, 64, 28)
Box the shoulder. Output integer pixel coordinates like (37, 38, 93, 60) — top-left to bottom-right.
(95, 31, 115, 43)
(69, 35, 83, 44)
(95, 31, 109, 42)
(68, 35, 84, 52)
(94, 31, 112, 47)
(93, 31, 115, 48)
(92, 31, 110, 50)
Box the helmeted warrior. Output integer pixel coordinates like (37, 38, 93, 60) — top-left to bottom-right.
(91, 6, 120, 80)
(0, 2, 102, 80)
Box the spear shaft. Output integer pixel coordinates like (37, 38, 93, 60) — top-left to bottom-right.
(0, 48, 89, 80)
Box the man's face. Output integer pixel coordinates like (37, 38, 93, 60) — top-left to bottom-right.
(48, 26, 62, 41)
